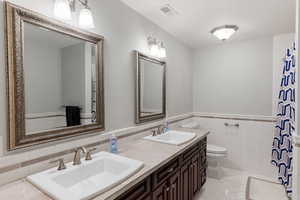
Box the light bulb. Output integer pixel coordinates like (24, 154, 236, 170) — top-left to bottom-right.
(79, 8, 95, 29)
(150, 44, 160, 57)
(159, 42, 166, 58)
(54, 0, 72, 20)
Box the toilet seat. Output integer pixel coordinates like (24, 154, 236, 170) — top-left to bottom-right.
(207, 153, 226, 158)
(207, 144, 227, 154)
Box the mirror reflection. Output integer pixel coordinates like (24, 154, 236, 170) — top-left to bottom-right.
(24, 22, 97, 135)
(135, 52, 166, 124)
(140, 58, 164, 117)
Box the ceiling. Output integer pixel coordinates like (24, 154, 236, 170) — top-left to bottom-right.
(121, 0, 296, 48)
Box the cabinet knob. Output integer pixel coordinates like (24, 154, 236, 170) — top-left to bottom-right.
(167, 168, 174, 173)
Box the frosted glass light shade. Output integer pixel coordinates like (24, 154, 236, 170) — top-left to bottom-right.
(54, 0, 72, 20)
(211, 25, 239, 41)
(159, 43, 166, 58)
(79, 8, 95, 29)
(149, 44, 160, 57)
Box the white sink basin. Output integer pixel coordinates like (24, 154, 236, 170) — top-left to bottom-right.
(27, 152, 144, 200)
(144, 130, 196, 145)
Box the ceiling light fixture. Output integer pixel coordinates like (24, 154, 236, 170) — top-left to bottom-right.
(210, 25, 239, 41)
(54, 0, 95, 29)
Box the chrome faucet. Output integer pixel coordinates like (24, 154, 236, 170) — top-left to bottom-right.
(157, 124, 166, 135)
(73, 147, 87, 165)
(49, 158, 66, 171)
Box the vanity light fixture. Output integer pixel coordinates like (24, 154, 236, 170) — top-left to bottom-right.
(210, 25, 239, 41)
(147, 37, 167, 58)
(54, 0, 95, 29)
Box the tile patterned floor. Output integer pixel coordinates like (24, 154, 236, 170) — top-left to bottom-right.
(195, 169, 247, 200)
(195, 168, 288, 200)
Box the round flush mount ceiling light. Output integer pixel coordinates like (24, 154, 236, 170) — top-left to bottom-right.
(210, 25, 239, 41)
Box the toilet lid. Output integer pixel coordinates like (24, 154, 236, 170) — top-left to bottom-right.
(207, 144, 227, 154)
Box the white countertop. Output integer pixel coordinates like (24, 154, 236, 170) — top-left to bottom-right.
(0, 127, 209, 200)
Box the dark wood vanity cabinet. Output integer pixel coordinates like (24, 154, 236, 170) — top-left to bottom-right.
(180, 146, 202, 200)
(116, 137, 207, 200)
(153, 171, 181, 200)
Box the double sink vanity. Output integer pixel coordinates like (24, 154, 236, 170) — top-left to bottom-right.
(0, 127, 208, 200)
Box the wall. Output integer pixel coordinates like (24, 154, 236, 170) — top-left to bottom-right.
(61, 43, 87, 111)
(188, 116, 277, 180)
(193, 37, 273, 116)
(0, 0, 193, 161)
(191, 35, 294, 181)
(24, 37, 62, 114)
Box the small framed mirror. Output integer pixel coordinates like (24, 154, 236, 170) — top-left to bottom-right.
(5, 3, 105, 150)
(135, 51, 166, 124)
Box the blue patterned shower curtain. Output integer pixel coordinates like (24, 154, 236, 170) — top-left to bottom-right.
(271, 43, 296, 196)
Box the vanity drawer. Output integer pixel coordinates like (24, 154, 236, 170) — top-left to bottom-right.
(182, 143, 200, 163)
(116, 177, 151, 200)
(152, 157, 180, 189)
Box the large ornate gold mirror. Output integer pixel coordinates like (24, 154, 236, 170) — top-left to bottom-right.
(135, 51, 166, 124)
(5, 2, 105, 150)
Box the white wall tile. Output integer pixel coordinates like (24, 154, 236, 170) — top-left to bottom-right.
(191, 117, 277, 180)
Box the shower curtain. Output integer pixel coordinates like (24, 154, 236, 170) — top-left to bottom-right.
(271, 43, 296, 196)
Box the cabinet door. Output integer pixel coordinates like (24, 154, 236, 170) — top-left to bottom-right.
(116, 178, 151, 200)
(200, 168, 207, 187)
(191, 153, 200, 196)
(170, 171, 181, 200)
(142, 195, 152, 200)
(181, 161, 192, 200)
(153, 181, 169, 200)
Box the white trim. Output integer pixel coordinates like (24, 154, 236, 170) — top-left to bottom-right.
(102, 113, 193, 137)
(141, 108, 162, 113)
(293, 134, 300, 146)
(192, 112, 277, 122)
(25, 112, 64, 119)
(26, 112, 94, 119)
(80, 113, 92, 119)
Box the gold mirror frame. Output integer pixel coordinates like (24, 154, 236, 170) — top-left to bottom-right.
(135, 51, 166, 124)
(5, 2, 105, 150)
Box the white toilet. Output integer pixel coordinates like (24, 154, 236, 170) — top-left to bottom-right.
(207, 144, 227, 179)
(179, 121, 228, 179)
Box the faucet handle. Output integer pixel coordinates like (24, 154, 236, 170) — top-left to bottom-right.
(50, 158, 66, 171)
(85, 147, 97, 160)
(151, 130, 157, 136)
